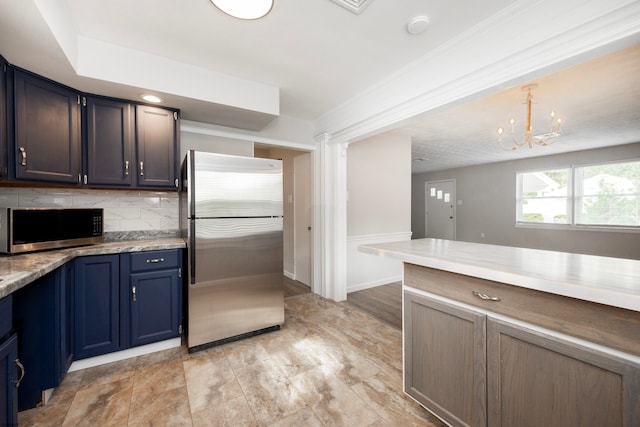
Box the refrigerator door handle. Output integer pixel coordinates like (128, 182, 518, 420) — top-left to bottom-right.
(189, 220, 196, 284)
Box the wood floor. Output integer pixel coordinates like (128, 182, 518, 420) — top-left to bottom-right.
(284, 277, 403, 330)
(347, 282, 402, 330)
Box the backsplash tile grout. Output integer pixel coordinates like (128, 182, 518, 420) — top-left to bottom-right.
(0, 187, 180, 234)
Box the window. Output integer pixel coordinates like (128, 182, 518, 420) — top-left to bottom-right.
(575, 161, 640, 226)
(517, 168, 570, 224)
(516, 160, 640, 229)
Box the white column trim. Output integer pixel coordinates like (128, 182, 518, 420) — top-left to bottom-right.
(312, 134, 349, 301)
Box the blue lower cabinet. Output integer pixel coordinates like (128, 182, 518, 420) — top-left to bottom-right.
(73, 250, 183, 360)
(12, 269, 71, 411)
(1, 293, 18, 426)
(74, 255, 121, 360)
(130, 270, 181, 347)
(0, 334, 18, 426)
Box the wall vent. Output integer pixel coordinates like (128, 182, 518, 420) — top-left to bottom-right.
(329, 0, 373, 14)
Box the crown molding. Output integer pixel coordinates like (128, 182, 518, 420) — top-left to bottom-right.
(316, 0, 640, 145)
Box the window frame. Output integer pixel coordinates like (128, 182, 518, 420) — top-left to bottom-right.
(515, 159, 640, 233)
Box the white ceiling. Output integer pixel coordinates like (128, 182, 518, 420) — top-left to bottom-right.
(0, 0, 639, 173)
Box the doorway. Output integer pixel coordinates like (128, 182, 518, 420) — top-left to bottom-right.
(425, 180, 456, 240)
(293, 152, 312, 286)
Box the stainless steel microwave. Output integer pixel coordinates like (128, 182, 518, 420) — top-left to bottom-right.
(0, 208, 104, 254)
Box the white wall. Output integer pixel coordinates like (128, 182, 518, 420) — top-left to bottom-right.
(346, 132, 412, 292)
(412, 142, 640, 260)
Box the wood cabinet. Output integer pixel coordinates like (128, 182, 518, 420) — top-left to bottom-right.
(4, 63, 180, 189)
(83, 98, 179, 189)
(0, 295, 18, 426)
(0, 56, 7, 178)
(73, 255, 121, 359)
(11, 68, 81, 184)
(403, 264, 640, 427)
(404, 292, 486, 427)
(487, 318, 639, 427)
(126, 250, 182, 347)
(13, 269, 73, 410)
(84, 96, 134, 187)
(74, 249, 182, 360)
(136, 105, 179, 189)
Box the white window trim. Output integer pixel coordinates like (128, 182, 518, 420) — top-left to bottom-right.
(515, 159, 640, 232)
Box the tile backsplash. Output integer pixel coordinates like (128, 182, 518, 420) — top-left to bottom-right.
(0, 187, 180, 235)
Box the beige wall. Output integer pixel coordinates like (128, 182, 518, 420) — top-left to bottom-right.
(347, 132, 412, 236)
(412, 142, 640, 260)
(346, 132, 412, 291)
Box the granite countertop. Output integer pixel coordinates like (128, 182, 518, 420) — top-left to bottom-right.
(0, 238, 186, 299)
(359, 238, 640, 312)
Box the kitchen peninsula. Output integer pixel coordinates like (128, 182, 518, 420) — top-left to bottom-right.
(360, 238, 640, 427)
(0, 238, 185, 420)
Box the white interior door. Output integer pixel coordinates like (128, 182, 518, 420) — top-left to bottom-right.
(426, 180, 456, 240)
(293, 153, 312, 285)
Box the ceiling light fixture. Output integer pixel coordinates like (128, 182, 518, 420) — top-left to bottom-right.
(210, 0, 274, 20)
(497, 84, 562, 150)
(141, 94, 163, 103)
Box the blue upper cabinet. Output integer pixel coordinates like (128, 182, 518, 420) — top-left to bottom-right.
(73, 255, 121, 360)
(0, 56, 7, 178)
(10, 67, 81, 185)
(83, 96, 135, 187)
(136, 105, 179, 189)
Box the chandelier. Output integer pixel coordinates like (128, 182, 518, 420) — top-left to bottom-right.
(497, 84, 562, 151)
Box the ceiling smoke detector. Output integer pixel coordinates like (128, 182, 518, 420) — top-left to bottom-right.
(407, 16, 429, 35)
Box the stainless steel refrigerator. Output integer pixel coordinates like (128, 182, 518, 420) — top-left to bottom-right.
(180, 150, 284, 351)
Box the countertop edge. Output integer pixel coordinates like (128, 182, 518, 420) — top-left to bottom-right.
(359, 242, 640, 313)
(0, 238, 186, 299)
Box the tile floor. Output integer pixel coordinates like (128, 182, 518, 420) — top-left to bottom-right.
(18, 293, 444, 426)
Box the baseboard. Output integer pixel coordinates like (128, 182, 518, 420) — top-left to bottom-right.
(348, 275, 402, 293)
(68, 337, 182, 372)
(283, 269, 294, 280)
(347, 231, 411, 293)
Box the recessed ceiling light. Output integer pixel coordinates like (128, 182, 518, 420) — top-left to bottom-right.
(407, 15, 429, 35)
(141, 94, 163, 103)
(210, 0, 274, 20)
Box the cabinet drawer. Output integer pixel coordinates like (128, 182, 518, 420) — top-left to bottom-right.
(130, 249, 180, 272)
(0, 295, 11, 338)
(404, 263, 640, 357)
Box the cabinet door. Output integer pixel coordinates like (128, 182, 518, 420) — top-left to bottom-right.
(0, 334, 18, 427)
(74, 255, 120, 359)
(404, 291, 487, 427)
(487, 318, 640, 427)
(13, 69, 81, 184)
(129, 269, 181, 347)
(0, 57, 7, 178)
(136, 105, 178, 189)
(85, 96, 134, 186)
(12, 271, 58, 410)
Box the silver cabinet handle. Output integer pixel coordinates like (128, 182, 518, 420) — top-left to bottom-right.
(146, 258, 164, 263)
(125, 160, 129, 176)
(14, 358, 25, 387)
(139, 161, 144, 176)
(19, 147, 27, 166)
(472, 291, 501, 302)
(132, 285, 137, 302)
